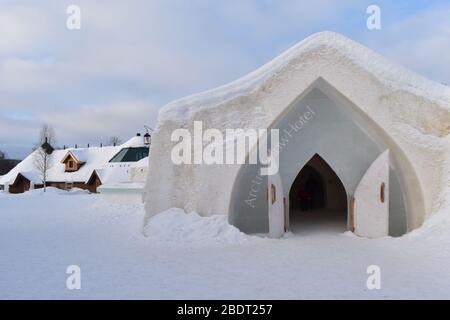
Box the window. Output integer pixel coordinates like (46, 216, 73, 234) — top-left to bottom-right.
(65, 182, 73, 190)
(68, 160, 75, 169)
(380, 182, 385, 203)
(109, 147, 149, 163)
(271, 184, 276, 204)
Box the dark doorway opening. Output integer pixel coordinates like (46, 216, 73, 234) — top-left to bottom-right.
(289, 154, 348, 234)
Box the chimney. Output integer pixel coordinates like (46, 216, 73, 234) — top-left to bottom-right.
(136, 133, 141, 137)
(41, 137, 54, 155)
(87, 143, 90, 148)
(63, 145, 66, 150)
(113, 142, 116, 147)
(75, 144, 78, 149)
(100, 143, 103, 148)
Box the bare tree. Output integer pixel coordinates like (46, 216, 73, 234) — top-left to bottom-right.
(109, 136, 122, 146)
(33, 124, 56, 192)
(34, 146, 53, 192)
(34, 124, 57, 151)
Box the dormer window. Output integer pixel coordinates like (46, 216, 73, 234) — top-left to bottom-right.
(61, 151, 86, 172)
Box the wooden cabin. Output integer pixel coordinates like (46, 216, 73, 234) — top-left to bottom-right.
(0, 134, 150, 194)
(8, 173, 32, 194)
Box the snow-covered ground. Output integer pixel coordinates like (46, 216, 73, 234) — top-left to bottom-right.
(1, 188, 450, 299)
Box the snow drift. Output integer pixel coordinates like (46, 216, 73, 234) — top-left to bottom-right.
(143, 208, 253, 246)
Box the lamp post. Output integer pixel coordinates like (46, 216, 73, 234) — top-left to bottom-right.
(144, 132, 151, 146)
(143, 125, 154, 146)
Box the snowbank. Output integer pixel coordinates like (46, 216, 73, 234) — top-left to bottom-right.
(143, 208, 254, 246)
(4, 187, 91, 197)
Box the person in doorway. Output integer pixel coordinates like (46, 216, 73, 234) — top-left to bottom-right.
(305, 175, 319, 210)
(298, 189, 312, 211)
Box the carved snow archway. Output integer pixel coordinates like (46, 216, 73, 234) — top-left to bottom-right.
(229, 79, 424, 237)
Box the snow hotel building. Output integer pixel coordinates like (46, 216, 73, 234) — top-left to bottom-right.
(1, 32, 449, 240)
(143, 32, 450, 239)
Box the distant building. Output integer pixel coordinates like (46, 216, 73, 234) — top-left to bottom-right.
(0, 134, 150, 199)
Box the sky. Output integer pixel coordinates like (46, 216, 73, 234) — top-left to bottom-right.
(0, 0, 449, 159)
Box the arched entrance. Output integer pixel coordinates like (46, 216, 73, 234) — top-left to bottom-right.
(228, 82, 411, 237)
(289, 154, 348, 233)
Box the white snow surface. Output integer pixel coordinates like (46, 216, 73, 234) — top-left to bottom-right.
(143, 208, 252, 246)
(2, 189, 450, 299)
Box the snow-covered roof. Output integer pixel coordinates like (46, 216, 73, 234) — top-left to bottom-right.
(0, 135, 149, 186)
(120, 135, 147, 148)
(158, 31, 450, 123)
(94, 167, 130, 185)
(61, 150, 88, 163)
(14, 171, 42, 185)
(0, 153, 44, 185)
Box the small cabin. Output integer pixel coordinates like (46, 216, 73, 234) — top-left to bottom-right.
(8, 173, 32, 194)
(6, 172, 41, 194)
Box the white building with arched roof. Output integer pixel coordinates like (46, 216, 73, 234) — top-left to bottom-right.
(143, 32, 450, 238)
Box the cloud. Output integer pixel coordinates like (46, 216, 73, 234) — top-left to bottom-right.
(360, 2, 450, 84)
(0, 6, 51, 55)
(0, 0, 449, 159)
(41, 99, 160, 146)
(0, 98, 158, 158)
(0, 113, 39, 159)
